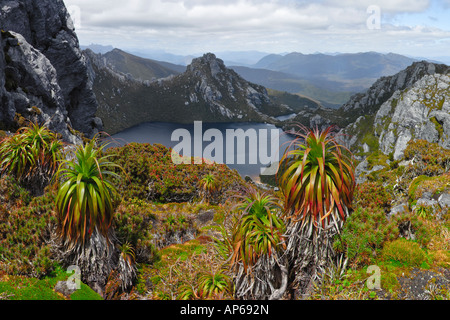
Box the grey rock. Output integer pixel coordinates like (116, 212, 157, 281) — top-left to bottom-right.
(196, 210, 215, 226)
(355, 159, 369, 184)
(374, 73, 450, 160)
(421, 192, 433, 200)
(415, 198, 439, 209)
(54, 280, 77, 298)
(438, 193, 450, 209)
(0, 0, 100, 140)
(354, 160, 386, 184)
(339, 61, 450, 154)
(388, 203, 408, 219)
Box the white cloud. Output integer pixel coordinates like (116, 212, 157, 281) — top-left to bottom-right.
(63, 0, 450, 58)
(324, 0, 430, 13)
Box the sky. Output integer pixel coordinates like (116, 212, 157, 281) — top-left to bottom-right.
(63, 0, 450, 61)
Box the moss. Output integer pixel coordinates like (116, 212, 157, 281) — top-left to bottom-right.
(0, 266, 103, 300)
(390, 98, 398, 108)
(381, 238, 427, 267)
(408, 174, 450, 203)
(30, 106, 41, 116)
(366, 151, 389, 171)
(13, 113, 27, 128)
(430, 116, 443, 139)
(361, 133, 379, 154)
(408, 175, 431, 201)
(437, 98, 445, 110)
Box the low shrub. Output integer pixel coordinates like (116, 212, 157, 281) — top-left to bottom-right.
(105, 143, 246, 203)
(408, 173, 450, 203)
(333, 207, 398, 267)
(381, 238, 427, 267)
(403, 139, 450, 177)
(113, 199, 159, 264)
(353, 181, 394, 212)
(0, 189, 58, 278)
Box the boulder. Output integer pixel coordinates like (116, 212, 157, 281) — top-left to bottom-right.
(387, 203, 408, 219)
(438, 192, 450, 210)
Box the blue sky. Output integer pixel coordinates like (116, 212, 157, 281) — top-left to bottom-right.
(390, 0, 450, 29)
(63, 0, 450, 61)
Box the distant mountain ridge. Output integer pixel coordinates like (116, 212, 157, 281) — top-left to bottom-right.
(279, 60, 450, 160)
(84, 46, 450, 163)
(230, 65, 353, 108)
(85, 51, 320, 135)
(83, 47, 430, 107)
(252, 51, 419, 92)
(97, 48, 185, 82)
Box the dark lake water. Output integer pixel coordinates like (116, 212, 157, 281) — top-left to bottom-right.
(108, 122, 296, 180)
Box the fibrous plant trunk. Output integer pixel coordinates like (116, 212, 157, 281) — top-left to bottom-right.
(233, 252, 288, 300)
(56, 227, 119, 296)
(284, 207, 349, 299)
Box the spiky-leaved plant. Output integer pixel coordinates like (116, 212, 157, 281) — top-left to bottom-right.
(278, 125, 355, 298)
(230, 188, 288, 300)
(117, 241, 137, 291)
(199, 173, 218, 203)
(55, 138, 123, 293)
(197, 270, 231, 299)
(56, 139, 120, 247)
(0, 122, 63, 194)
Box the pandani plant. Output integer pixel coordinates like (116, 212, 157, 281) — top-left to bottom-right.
(0, 121, 63, 194)
(278, 124, 355, 298)
(55, 138, 126, 293)
(199, 173, 218, 203)
(229, 187, 288, 300)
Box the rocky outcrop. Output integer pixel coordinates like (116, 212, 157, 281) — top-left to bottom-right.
(185, 53, 278, 120)
(89, 51, 291, 134)
(338, 61, 450, 156)
(374, 73, 450, 160)
(341, 61, 448, 119)
(0, 0, 101, 141)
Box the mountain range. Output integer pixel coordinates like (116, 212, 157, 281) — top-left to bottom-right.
(1, 3, 449, 167)
(83, 44, 428, 108)
(83, 45, 450, 166)
(86, 50, 322, 134)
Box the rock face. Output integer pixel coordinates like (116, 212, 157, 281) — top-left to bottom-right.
(374, 73, 450, 160)
(283, 62, 450, 139)
(0, 0, 101, 141)
(184, 53, 277, 120)
(341, 62, 444, 117)
(338, 61, 450, 157)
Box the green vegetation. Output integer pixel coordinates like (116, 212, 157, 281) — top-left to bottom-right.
(0, 123, 449, 300)
(333, 207, 398, 267)
(0, 266, 102, 300)
(382, 238, 427, 267)
(0, 122, 63, 193)
(279, 125, 355, 227)
(278, 125, 356, 297)
(105, 142, 244, 203)
(230, 189, 285, 271)
(55, 138, 120, 247)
